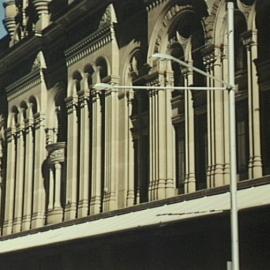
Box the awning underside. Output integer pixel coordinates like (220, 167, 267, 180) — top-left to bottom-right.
(1, 184, 270, 254)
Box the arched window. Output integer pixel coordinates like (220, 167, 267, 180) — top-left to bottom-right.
(55, 92, 67, 142)
(72, 71, 83, 93)
(169, 11, 207, 192)
(169, 43, 185, 193)
(84, 64, 95, 88)
(256, 1, 270, 174)
(129, 52, 149, 203)
(96, 57, 108, 81)
(234, 11, 249, 180)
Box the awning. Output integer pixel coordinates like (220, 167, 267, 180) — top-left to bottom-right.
(1, 184, 270, 254)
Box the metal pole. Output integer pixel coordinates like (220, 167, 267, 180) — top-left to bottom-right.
(94, 83, 226, 92)
(227, 1, 240, 270)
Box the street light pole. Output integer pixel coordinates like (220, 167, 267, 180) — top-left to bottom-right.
(227, 1, 240, 270)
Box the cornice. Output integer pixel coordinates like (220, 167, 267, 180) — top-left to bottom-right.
(65, 24, 112, 66)
(0, 35, 41, 75)
(145, 0, 167, 11)
(5, 68, 42, 99)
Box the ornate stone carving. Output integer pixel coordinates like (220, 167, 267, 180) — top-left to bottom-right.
(46, 142, 66, 165)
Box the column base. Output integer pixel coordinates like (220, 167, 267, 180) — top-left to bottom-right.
(64, 203, 77, 221)
(2, 221, 12, 236)
(78, 200, 89, 218)
(103, 192, 117, 212)
(31, 212, 45, 229)
(90, 196, 101, 215)
(47, 208, 63, 224)
(165, 178, 176, 198)
(213, 164, 225, 187)
(126, 190, 135, 207)
(22, 215, 31, 231)
(12, 218, 22, 233)
(184, 174, 196, 193)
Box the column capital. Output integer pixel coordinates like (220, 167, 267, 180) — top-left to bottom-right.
(65, 96, 78, 113)
(6, 127, 15, 142)
(78, 90, 90, 107)
(34, 112, 46, 128)
(241, 30, 257, 48)
(201, 43, 219, 69)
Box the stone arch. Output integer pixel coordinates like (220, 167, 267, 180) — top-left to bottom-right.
(255, 0, 270, 61)
(28, 96, 39, 115)
(9, 106, 19, 128)
(95, 57, 110, 81)
(83, 64, 95, 88)
(148, 2, 198, 61)
(19, 101, 28, 121)
(72, 70, 83, 95)
(54, 89, 67, 142)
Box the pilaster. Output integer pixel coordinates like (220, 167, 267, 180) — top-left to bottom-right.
(64, 96, 78, 220)
(242, 30, 263, 178)
(78, 90, 90, 218)
(31, 113, 46, 228)
(3, 127, 16, 235)
(103, 89, 118, 212)
(203, 45, 226, 187)
(148, 74, 175, 201)
(90, 92, 102, 214)
(183, 69, 196, 193)
(22, 106, 34, 231)
(126, 92, 135, 206)
(13, 112, 25, 233)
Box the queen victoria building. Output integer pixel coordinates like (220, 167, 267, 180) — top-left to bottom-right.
(0, 0, 269, 269)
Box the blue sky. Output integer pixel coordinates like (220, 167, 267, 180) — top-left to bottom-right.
(0, 0, 7, 39)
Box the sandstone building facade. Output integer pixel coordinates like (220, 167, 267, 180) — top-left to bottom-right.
(0, 0, 270, 269)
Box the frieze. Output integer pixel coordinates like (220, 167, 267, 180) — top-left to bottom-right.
(146, 0, 167, 11)
(65, 25, 112, 66)
(5, 68, 41, 98)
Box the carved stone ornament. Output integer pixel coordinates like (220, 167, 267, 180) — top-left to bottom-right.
(46, 142, 66, 164)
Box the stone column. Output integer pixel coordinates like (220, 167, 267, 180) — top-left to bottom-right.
(78, 90, 90, 218)
(48, 167, 54, 211)
(54, 162, 62, 209)
(13, 111, 25, 233)
(0, 126, 4, 224)
(183, 70, 196, 193)
(203, 51, 215, 187)
(3, 124, 16, 235)
(165, 70, 178, 198)
(242, 30, 263, 178)
(126, 93, 135, 207)
(148, 86, 156, 201)
(90, 92, 102, 214)
(148, 74, 175, 201)
(46, 143, 65, 224)
(203, 46, 226, 187)
(22, 105, 34, 231)
(221, 46, 230, 185)
(103, 90, 118, 212)
(32, 113, 46, 228)
(64, 96, 78, 220)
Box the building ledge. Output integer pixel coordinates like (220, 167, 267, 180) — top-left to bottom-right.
(0, 175, 270, 253)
